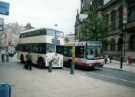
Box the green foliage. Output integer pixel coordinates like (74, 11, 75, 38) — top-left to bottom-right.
(79, 9, 108, 41)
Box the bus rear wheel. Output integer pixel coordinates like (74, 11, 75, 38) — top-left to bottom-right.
(37, 57, 45, 68)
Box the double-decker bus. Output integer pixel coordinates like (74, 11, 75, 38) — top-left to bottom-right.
(64, 41, 104, 69)
(16, 28, 64, 68)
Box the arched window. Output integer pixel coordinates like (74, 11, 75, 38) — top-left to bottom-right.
(117, 37, 123, 51)
(110, 39, 116, 51)
(103, 40, 108, 51)
(129, 35, 135, 51)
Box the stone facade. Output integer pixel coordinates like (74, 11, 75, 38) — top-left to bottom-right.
(75, 0, 104, 41)
(75, 10, 80, 41)
(102, 0, 135, 61)
(80, 0, 92, 13)
(75, 0, 135, 61)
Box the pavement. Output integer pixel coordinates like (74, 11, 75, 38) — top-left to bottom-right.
(0, 58, 135, 97)
(104, 60, 135, 73)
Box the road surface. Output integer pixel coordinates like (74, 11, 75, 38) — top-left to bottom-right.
(0, 61, 135, 97)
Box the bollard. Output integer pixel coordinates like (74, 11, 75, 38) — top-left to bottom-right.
(0, 84, 11, 97)
(70, 45, 75, 75)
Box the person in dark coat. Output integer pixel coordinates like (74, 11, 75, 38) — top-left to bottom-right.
(6, 49, 9, 62)
(1, 49, 5, 63)
(26, 53, 32, 70)
(104, 55, 108, 64)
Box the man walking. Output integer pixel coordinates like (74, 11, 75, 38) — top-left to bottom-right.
(26, 53, 32, 70)
(104, 55, 108, 64)
(6, 49, 9, 62)
(1, 49, 5, 63)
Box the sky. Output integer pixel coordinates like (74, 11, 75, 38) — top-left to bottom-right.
(0, 0, 80, 34)
(0, 0, 110, 34)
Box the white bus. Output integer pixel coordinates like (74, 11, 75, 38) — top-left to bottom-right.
(16, 28, 64, 68)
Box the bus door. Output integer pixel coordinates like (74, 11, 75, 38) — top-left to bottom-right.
(85, 46, 96, 60)
(75, 46, 84, 58)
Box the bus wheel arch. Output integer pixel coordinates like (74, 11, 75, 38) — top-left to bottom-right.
(37, 57, 45, 68)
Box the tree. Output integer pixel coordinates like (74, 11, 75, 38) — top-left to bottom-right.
(25, 23, 33, 30)
(79, 9, 108, 41)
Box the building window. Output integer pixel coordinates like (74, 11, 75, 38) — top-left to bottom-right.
(103, 40, 108, 51)
(111, 10, 116, 30)
(118, 6, 123, 29)
(128, 4, 135, 23)
(117, 37, 123, 51)
(110, 39, 116, 51)
(127, 0, 135, 6)
(104, 14, 109, 31)
(129, 35, 135, 51)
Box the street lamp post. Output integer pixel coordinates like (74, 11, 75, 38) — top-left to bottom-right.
(120, 0, 127, 69)
(70, 43, 75, 74)
(54, 24, 58, 53)
(48, 24, 58, 72)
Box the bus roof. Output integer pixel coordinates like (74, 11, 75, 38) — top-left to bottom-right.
(20, 28, 45, 34)
(64, 41, 102, 47)
(20, 28, 63, 34)
(19, 28, 64, 38)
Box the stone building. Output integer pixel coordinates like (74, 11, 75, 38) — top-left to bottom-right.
(75, 0, 135, 61)
(102, 0, 135, 61)
(75, 0, 92, 41)
(75, 0, 104, 41)
(80, 0, 92, 13)
(0, 22, 27, 53)
(75, 10, 81, 40)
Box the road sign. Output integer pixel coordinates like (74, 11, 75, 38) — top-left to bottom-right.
(87, 41, 102, 47)
(0, 1, 9, 15)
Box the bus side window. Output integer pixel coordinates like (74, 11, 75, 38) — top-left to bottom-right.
(90, 50, 93, 55)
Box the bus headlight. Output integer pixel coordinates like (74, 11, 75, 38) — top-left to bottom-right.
(89, 63, 93, 67)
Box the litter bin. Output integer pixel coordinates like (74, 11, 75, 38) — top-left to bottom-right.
(0, 84, 11, 97)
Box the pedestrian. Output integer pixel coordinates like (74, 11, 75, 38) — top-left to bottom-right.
(128, 54, 132, 65)
(1, 49, 5, 63)
(109, 55, 112, 63)
(48, 58, 53, 72)
(20, 54, 24, 64)
(26, 53, 32, 70)
(104, 55, 108, 64)
(1, 54, 4, 63)
(6, 49, 9, 62)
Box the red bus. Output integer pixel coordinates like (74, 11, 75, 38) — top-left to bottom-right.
(63, 41, 104, 70)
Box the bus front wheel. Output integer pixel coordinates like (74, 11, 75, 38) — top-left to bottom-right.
(37, 57, 45, 68)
